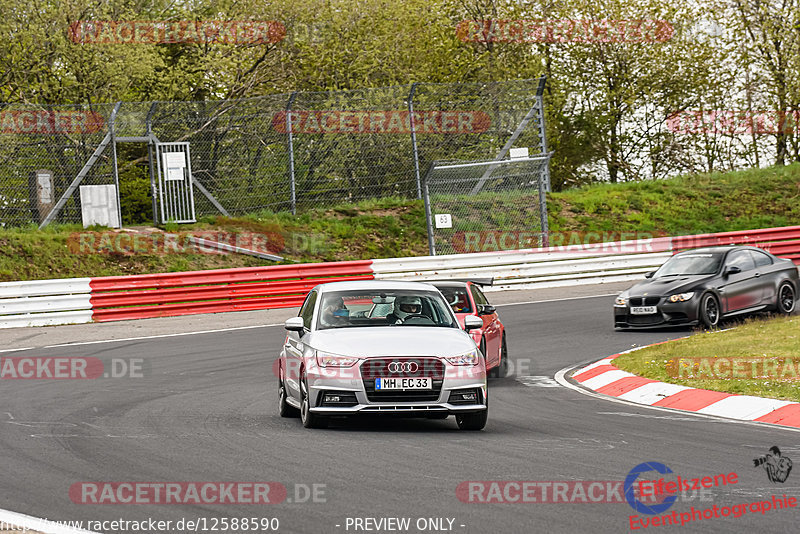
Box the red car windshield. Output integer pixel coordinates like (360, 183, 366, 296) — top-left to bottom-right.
(436, 286, 473, 314)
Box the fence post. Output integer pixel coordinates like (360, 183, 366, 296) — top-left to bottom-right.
(421, 163, 436, 256)
(408, 83, 422, 199)
(535, 77, 552, 193)
(146, 102, 159, 225)
(110, 102, 122, 227)
(286, 91, 299, 215)
(538, 156, 551, 247)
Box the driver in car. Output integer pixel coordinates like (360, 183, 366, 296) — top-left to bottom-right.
(321, 296, 350, 326)
(387, 296, 423, 324)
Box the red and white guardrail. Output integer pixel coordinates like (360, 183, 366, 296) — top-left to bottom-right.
(1, 225, 799, 329)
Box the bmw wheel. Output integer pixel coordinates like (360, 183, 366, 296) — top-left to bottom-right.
(700, 293, 720, 329)
(777, 283, 796, 314)
(300, 371, 328, 429)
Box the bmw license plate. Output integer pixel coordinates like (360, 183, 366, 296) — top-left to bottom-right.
(375, 377, 432, 390)
(630, 306, 658, 315)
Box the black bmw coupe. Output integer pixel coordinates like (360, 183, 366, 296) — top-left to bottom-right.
(614, 246, 798, 329)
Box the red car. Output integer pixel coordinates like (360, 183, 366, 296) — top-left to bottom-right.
(430, 279, 508, 378)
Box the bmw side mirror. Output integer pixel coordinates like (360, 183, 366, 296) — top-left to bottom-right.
(726, 266, 741, 276)
(284, 317, 305, 333)
(645, 271, 655, 279)
(478, 305, 496, 316)
(464, 315, 483, 331)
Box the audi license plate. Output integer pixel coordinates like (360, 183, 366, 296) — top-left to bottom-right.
(630, 306, 658, 315)
(375, 377, 432, 390)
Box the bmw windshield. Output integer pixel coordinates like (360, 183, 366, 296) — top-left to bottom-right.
(654, 253, 723, 277)
(317, 290, 458, 330)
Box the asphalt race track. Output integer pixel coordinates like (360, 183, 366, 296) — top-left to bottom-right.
(2, 295, 799, 533)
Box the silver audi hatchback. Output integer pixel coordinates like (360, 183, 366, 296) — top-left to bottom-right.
(276, 280, 488, 430)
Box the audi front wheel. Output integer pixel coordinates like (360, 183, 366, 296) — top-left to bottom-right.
(300, 373, 328, 429)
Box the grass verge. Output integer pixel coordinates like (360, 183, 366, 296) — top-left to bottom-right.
(614, 315, 800, 402)
(1, 164, 799, 281)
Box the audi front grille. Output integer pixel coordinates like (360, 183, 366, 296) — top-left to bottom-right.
(359, 358, 445, 402)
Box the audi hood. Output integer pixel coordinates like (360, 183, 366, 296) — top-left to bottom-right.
(306, 327, 477, 358)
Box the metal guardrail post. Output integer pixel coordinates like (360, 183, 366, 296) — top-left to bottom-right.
(408, 83, 422, 199)
(286, 92, 299, 215)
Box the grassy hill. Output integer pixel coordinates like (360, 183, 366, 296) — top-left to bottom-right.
(1, 164, 798, 282)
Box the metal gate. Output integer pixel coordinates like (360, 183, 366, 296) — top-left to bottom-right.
(154, 142, 196, 223)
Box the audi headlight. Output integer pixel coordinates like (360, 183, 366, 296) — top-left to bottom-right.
(446, 349, 480, 366)
(315, 351, 359, 367)
(668, 292, 694, 303)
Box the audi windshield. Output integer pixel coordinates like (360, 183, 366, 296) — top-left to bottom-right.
(316, 290, 458, 330)
(653, 253, 723, 277)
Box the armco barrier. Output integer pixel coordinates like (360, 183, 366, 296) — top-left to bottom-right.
(89, 261, 374, 321)
(372, 241, 674, 291)
(673, 225, 800, 263)
(0, 278, 92, 328)
(1, 225, 799, 329)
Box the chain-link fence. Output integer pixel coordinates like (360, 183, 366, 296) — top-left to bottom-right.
(0, 103, 117, 227)
(423, 154, 552, 256)
(0, 77, 548, 227)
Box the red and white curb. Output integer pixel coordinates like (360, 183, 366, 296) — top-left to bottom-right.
(563, 345, 800, 430)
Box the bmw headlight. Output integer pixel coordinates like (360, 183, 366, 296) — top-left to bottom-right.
(315, 351, 359, 367)
(668, 292, 694, 303)
(615, 293, 629, 306)
(446, 349, 480, 366)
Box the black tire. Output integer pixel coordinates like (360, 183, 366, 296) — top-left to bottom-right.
(777, 282, 796, 314)
(699, 293, 721, 329)
(483, 338, 497, 378)
(456, 401, 488, 431)
(497, 334, 509, 378)
(300, 372, 328, 429)
(278, 372, 300, 418)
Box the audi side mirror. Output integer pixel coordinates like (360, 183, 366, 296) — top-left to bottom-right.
(478, 305, 496, 316)
(645, 271, 655, 279)
(726, 266, 741, 276)
(464, 315, 483, 331)
(284, 317, 305, 333)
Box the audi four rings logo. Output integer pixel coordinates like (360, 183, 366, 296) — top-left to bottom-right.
(387, 362, 418, 373)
